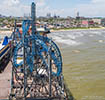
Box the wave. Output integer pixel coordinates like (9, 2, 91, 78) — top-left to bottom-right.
(50, 32, 83, 46)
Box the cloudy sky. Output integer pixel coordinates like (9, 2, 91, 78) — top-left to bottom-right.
(0, 0, 105, 17)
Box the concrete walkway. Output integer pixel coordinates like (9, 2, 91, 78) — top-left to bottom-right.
(0, 62, 12, 99)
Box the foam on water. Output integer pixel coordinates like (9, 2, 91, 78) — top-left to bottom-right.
(67, 32, 84, 39)
(49, 29, 105, 46)
(89, 35, 94, 37)
(55, 38, 81, 46)
(51, 35, 82, 46)
(50, 31, 84, 46)
(91, 31, 102, 35)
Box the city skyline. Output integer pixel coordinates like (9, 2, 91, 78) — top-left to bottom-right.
(0, 0, 105, 17)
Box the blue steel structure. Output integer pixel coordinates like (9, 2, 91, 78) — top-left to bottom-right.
(10, 2, 68, 100)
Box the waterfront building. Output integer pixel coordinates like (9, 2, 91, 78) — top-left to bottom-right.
(92, 18, 102, 25)
(101, 18, 105, 26)
(81, 20, 89, 27)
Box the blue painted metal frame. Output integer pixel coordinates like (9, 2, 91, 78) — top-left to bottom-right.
(13, 19, 62, 76)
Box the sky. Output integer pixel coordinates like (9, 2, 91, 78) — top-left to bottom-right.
(0, 0, 105, 17)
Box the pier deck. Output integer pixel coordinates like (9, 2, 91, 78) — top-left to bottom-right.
(0, 62, 75, 100)
(0, 62, 12, 99)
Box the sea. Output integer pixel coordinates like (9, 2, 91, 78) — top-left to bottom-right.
(49, 29, 105, 100)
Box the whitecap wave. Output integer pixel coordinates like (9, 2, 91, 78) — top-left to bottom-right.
(49, 30, 105, 46)
(51, 35, 81, 46)
(91, 31, 102, 35)
(55, 38, 81, 46)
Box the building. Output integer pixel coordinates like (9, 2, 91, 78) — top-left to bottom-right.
(81, 20, 89, 27)
(88, 20, 94, 27)
(101, 18, 105, 26)
(92, 18, 102, 25)
(46, 13, 51, 18)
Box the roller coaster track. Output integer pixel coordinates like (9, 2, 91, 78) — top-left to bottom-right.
(8, 2, 75, 100)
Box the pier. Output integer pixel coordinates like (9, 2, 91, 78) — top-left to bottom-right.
(0, 62, 11, 99)
(0, 62, 75, 100)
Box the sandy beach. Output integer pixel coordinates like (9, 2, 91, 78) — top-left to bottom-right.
(50, 27, 105, 33)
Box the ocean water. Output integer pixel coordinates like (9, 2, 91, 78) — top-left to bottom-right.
(49, 29, 105, 100)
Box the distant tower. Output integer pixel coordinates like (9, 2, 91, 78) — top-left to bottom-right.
(47, 13, 51, 18)
(76, 11, 81, 27)
(77, 12, 79, 17)
(76, 11, 80, 20)
(54, 14, 57, 18)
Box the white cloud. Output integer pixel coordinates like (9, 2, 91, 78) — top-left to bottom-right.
(0, 0, 30, 16)
(63, 0, 105, 17)
(3, 0, 20, 6)
(0, 0, 105, 17)
(92, 0, 105, 3)
(35, 0, 65, 17)
(36, 0, 105, 17)
(75, 0, 105, 17)
(0, 0, 65, 17)
(36, 0, 46, 7)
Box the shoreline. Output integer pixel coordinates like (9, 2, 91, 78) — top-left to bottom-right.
(51, 27, 105, 32)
